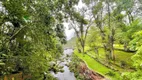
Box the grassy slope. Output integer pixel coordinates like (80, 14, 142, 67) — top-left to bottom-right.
(65, 37, 134, 79)
(88, 47, 134, 69)
(74, 50, 121, 80)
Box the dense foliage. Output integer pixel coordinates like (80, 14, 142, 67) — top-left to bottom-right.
(1, 0, 142, 80)
(0, 0, 78, 79)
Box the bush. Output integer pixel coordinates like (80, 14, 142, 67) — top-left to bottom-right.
(76, 74, 85, 80)
(69, 54, 86, 80)
(120, 61, 126, 68)
(105, 71, 115, 76)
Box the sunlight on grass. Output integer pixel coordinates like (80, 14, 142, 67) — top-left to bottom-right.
(74, 50, 121, 80)
(114, 44, 124, 49)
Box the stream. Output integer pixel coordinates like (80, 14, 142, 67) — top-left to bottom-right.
(51, 49, 76, 80)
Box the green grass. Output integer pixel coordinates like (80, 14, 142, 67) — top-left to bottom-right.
(87, 46, 135, 72)
(74, 50, 121, 80)
(114, 50, 134, 65)
(77, 45, 135, 79)
(75, 51, 110, 74)
(65, 37, 135, 79)
(114, 44, 124, 49)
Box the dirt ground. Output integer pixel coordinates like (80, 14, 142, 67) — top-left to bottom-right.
(79, 62, 107, 80)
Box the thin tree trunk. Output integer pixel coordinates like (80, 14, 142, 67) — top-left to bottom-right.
(124, 42, 129, 51)
(107, 0, 114, 60)
(96, 7, 108, 60)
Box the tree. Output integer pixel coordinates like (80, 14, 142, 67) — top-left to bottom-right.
(0, 0, 77, 79)
(122, 28, 142, 80)
(86, 26, 101, 59)
(67, 4, 93, 54)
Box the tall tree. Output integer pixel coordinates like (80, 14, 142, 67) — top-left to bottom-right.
(68, 6, 93, 54)
(0, 0, 78, 79)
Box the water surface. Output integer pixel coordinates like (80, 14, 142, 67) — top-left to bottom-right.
(51, 49, 76, 80)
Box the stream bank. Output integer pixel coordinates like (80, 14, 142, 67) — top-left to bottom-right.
(51, 49, 106, 80)
(69, 53, 106, 80)
(51, 49, 76, 80)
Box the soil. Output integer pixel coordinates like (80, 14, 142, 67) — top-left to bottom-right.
(79, 62, 107, 80)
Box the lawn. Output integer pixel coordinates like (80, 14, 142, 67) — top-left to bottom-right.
(113, 44, 124, 50)
(87, 46, 134, 70)
(65, 37, 135, 79)
(74, 50, 121, 80)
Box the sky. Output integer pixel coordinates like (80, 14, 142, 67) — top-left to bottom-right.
(64, 23, 75, 40)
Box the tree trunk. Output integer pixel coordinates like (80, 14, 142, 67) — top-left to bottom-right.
(110, 29, 115, 60)
(124, 42, 129, 51)
(94, 47, 99, 60)
(107, 0, 115, 61)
